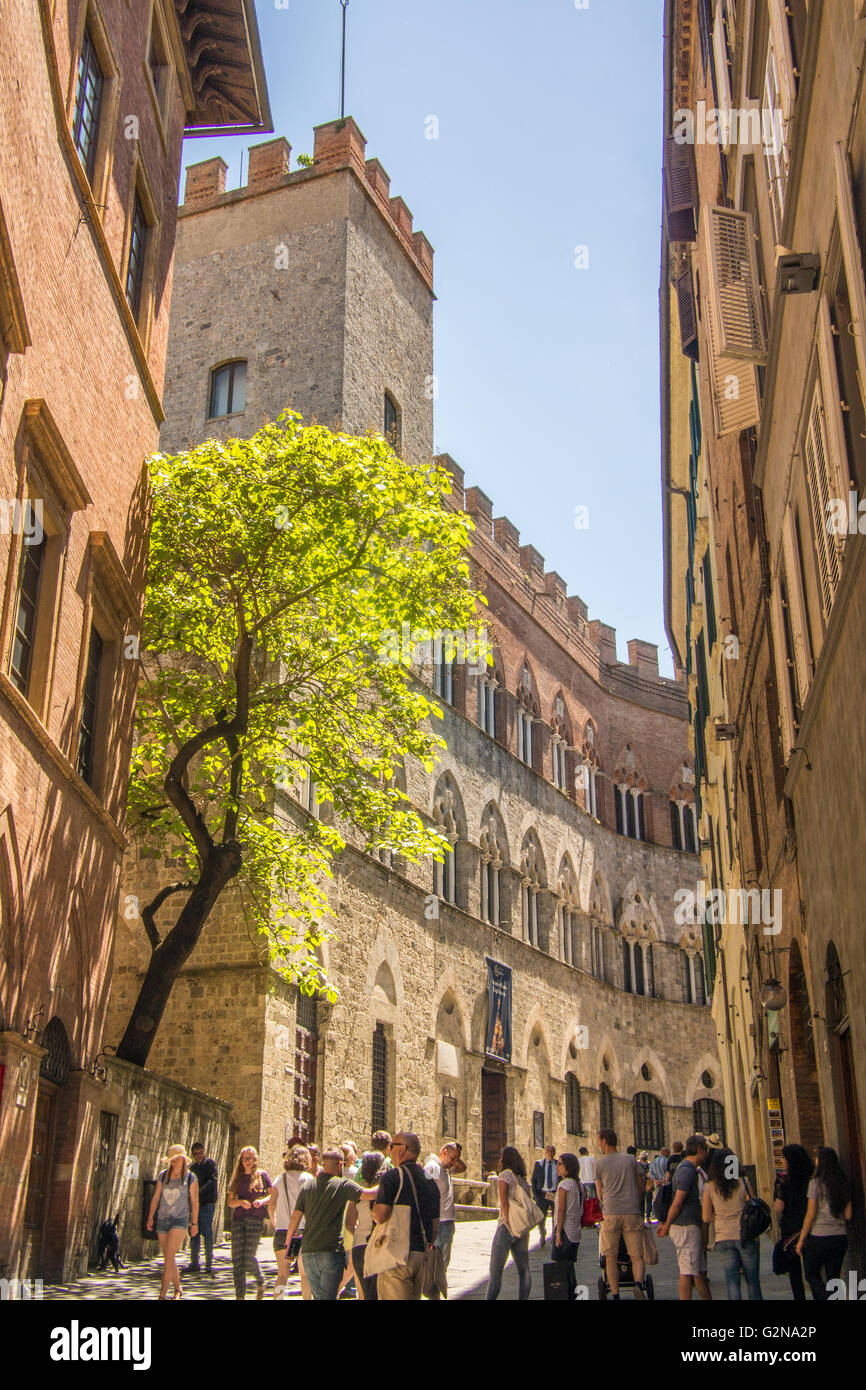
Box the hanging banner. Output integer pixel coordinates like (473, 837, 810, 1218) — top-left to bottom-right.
(485, 958, 512, 1062)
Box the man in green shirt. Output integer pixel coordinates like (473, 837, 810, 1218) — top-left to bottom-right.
(286, 1149, 365, 1299)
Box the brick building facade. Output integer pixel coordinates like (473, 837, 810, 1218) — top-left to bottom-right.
(0, 0, 269, 1281)
(107, 120, 722, 1188)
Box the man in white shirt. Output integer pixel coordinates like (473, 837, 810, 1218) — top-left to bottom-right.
(578, 1146, 596, 1196)
(424, 1142, 461, 1290)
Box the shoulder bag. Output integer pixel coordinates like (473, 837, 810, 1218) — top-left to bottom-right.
(506, 1175, 544, 1239)
(363, 1168, 411, 1276)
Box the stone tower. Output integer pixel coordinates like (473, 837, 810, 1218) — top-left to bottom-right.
(160, 119, 435, 463)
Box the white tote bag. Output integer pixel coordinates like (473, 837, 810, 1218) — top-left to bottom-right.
(505, 1176, 543, 1239)
(363, 1168, 411, 1276)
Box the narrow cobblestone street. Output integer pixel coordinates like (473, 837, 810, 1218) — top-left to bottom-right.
(41, 1222, 794, 1302)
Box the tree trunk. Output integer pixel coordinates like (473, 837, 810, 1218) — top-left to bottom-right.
(115, 841, 242, 1067)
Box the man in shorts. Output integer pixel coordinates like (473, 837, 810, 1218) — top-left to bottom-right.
(595, 1129, 646, 1300)
(657, 1133, 712, 1299)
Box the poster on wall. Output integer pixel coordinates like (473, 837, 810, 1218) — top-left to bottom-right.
(767, 1097, 785, 1173)
(485, 958, 512, 1062)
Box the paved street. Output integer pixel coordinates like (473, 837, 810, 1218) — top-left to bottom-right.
(41, 1221, 795, 1302)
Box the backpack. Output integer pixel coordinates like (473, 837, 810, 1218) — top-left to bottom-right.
(652, 1176, 674, 1223)
(740, 1179, 772, 1242)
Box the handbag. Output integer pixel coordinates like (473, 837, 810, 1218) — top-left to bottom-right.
(740, 1178, 772, 1243)
(642, 1223, 659, 1266)
(363, 1168, 411, 1275)
(506, 1177, 544, 1238)
(581, 1195, 602, 1227)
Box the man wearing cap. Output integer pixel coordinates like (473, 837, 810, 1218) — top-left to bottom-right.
(424, 1141, 461, 1289)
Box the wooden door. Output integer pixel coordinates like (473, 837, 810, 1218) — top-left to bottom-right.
(22, 1084, 56, 1277)
(835, 1027, 866, 1266)
(481, 1069, 506, 1175)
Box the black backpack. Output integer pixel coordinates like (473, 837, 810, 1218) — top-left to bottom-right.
(740, 1179, 772, 1242)
(652, 1175, 674, 1222)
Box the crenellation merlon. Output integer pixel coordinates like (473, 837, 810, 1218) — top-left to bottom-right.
(180, 117, 434, 291)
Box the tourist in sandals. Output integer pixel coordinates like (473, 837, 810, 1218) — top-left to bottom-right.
(145, 1143, 199, 1300)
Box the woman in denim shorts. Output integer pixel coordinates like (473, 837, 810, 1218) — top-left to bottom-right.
(146, 1144, 199, 1300)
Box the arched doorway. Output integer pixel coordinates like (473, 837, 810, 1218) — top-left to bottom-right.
(787, 940, 822, 1153)
(825, 944, 865, 1263)
(23, 1017, 71, 1278)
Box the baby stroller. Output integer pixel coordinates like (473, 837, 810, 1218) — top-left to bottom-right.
(597, 1235, 654, 1300)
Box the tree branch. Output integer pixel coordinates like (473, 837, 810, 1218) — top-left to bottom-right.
(141, 882, 195, 951)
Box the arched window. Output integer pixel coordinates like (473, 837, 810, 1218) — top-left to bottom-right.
(208, 359, 247, 418)
(431, 777, 463, 906)
(615, 785, 646, 840)
(670, 798, 698, 852)
(516, 666, 538, 767)
(39, 1016, 72, 1086)
(520, 835, 543, 948)
(633, 1092, 664, 1149)
(432, 634, 454, 706)
(479, 821, 502, 926)
(558, 860, 579, 966)
(590, 926, 605, 980)
(566, 1074, 583, 1135)
(623, 935, 655, 998)
(477, 670, 498, 736)
(682, 950, 706, 1004)
(693, 1098, 724, 1140)
(550, 694, 571, 792)
(599, 1081, 614, 1131)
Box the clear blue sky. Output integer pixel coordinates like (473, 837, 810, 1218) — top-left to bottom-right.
(183, 0, 670, 672)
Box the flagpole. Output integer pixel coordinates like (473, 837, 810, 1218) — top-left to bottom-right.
(340, 1, 349, 119)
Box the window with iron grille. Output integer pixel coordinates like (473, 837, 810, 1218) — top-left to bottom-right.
(633, 1092, 664, 1150)
(371, 1022, 387, 1132)
(125, 195, 147, 317)
(533, 1110, 544, 1148)
(384, 393, 400, 447)
(599, 1082, 614, 1131)
(566, 1074, 582, 1135)
(9, 537, 46, 695)
(40, 1016, 72, 1086)
(77, 625, 103, 785)
(693, 1098, 724, 1141)
(292, 996, 318, 1144)
(71, 28, 104, 180)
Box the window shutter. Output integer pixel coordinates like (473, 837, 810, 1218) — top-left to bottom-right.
(623, 938, 632, 993)
(704, 207, 767, 361)
(712, 2, 734, 138)
(781, 505, 814, 698)
(803, 380, 841, 620)
(675, 268, 699, 360)
(695, 954, 706, 1006)
(664, 137, 698, 243)
(705, 298, 762, 436)
(646, 944, 655, 999)
(769, 587, 798, 757)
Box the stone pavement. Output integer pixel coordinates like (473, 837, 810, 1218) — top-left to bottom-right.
(42, 1221, 797, 1302)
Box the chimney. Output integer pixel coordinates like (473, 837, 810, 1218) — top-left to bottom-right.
(435, 453, 464, 508)
(365, 158, 391, 213)
(589, 620, 618, 666)
(519, 545, 545, 585)
(628, 639, 660, 680)
(247, 136, 292, 189)
(183, 156, 227, 206)
(312, 117, 367, 178)
(493, 517, 521, 563)
(465, 486, 494, 539)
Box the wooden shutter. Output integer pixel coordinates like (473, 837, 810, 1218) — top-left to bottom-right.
(646, 944, 656, 999)
(803, 380, 842, 620)
(675, 268, 699, 360)
(705, 207, 767, 360)
(664, 137, 698, 243)
(682, 950, 692, 1003)
(712, 2, 733, 139)
(705, 297, 761, 436)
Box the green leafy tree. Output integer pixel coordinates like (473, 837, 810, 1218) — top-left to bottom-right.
(116, 413, 484, 1066)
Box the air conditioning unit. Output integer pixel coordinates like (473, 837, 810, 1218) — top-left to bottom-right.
(777, 252, 820, 295)
(714, 721, 737, 741)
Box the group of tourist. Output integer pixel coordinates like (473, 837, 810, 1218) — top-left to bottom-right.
(144, 1125, 854, 1301)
